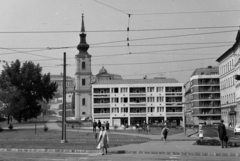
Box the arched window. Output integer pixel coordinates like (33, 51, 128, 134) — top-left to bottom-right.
(82, 62, 86, 70)
(82, 98, 86, 105)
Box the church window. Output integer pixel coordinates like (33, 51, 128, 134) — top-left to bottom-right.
(82, 62, 86, 70)
(82, 98, 86, 105)
(82, 79, 85, 86)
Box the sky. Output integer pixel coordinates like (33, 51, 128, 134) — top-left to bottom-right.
(1, 0, 240, 83)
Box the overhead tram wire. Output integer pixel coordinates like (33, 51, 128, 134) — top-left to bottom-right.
(42, 57, 217, 68)
(22, 44, 230, 63)
(0, 47, 61, 60)
(123, 68, 197, 77)
(1, 41, 233, 51)
(89, 29, 238, 46)
(0, 25, 238, 34)
(0, 29, 235, 55)
(94, 0, 129, 15)
(130, 9, 240, 15)
(92, 44, 231, 58)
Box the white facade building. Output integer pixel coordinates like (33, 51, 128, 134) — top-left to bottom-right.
(92, 78, 184, 126)
(216, 29, 240, 127)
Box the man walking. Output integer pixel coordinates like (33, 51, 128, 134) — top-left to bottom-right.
(106, 121, 110, 132)
(161, 125, 169, 142)
(218, 119, 227, 148)
(93, 120, 97, 132)
(98, 120, 102, 131)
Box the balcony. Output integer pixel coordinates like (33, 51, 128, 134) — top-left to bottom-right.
(166, 112, 183, 116)
(165, 102, 183, 106)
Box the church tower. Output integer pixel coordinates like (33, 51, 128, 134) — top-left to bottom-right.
(75, 14, 92, 120)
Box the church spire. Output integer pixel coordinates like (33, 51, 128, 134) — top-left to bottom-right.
(81, 14, 85, 33)
(77, 13, 90, 54)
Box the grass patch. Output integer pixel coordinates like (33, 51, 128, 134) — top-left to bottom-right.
(0, 128, 147, 150)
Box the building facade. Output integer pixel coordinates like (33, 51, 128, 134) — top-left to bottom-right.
(95, 66, 122, 81)
(92, 78, 184, 126)
(50, 74, 74, 94)
(188, 66, 221, 125)
(216, 29, 240, 127)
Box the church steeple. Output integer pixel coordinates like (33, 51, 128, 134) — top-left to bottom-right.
(81, 14, 85, 33)
(77, 14, 90, 53)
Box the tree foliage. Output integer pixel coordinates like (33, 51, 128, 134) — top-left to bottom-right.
(0, 60, 58, 122)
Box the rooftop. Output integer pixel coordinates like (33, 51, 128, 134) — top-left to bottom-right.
(93, 78, 179, 85)
(191, 66, 219, 76)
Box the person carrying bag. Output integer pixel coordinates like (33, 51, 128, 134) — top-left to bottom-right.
(96, 126, 109, 155)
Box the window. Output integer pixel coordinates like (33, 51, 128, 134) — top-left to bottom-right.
(111, 88, 119, 93)
(111, 97, 119, 103)
(121, 87, 128, 93)
(157, 97, 164, 102)
(82, 98, 86, 105)
(157, 107, 164, 112)
(148, 107, 155, 112)
(156, 87, 164, 92)
(121, 107, 128, 113)
(82, 79, 85, 86)
(112, 107, 119, 113)
(147, 87, 154, 92)
(82, 112, 86, 115)
(82, 62, 86, 70)
(147, 97, 155, 102)
(121, 97, 128, 103)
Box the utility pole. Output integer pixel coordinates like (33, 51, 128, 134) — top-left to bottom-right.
(61, 52, 67, 143)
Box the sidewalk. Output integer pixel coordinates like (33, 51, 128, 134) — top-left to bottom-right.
(108, 140, 240, 156)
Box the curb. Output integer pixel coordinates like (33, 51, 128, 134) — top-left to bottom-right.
(187, 131, 198, 137)
(0, 138, 197, 142)
(0, 148, 101, 154)
(108, 150, 240, 157)
(0, 148, 239, 157)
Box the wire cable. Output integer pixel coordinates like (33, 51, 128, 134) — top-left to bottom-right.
(131, 9, 240, 15)
(0, 47, 61, 60)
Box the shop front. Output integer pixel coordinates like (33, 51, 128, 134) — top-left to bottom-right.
(167, 116, 183, 126)
(148, 117, 164, 125)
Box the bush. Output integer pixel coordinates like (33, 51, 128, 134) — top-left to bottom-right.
(8, 124, 13, 130)
(195, 139, 240, 146)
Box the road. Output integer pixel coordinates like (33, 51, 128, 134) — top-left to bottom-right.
(0, 151, 239, 161)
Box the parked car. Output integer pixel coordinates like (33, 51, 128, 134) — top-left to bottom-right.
(234, 123, 240, 135)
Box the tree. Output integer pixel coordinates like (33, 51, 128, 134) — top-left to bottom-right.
(0, 60, 58, 122)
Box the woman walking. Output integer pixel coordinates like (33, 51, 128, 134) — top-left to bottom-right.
(98, 126, 109, 155)
(161, 125, 169, 142)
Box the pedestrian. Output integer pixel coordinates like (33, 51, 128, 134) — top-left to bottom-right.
(98, 120, 101, 131)
(146, 123, 150, 135)
(218, 119, 227, 148)
(161, 125, 169, 142)
(97, 126, 109, 155)
(93, 120, 97, 132)
(106, 121, 110, 132)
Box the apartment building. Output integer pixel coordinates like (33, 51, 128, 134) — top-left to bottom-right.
(92, 78, 184, 126)
(187, 66, 221, 125)
(216, 29, 240, 127)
